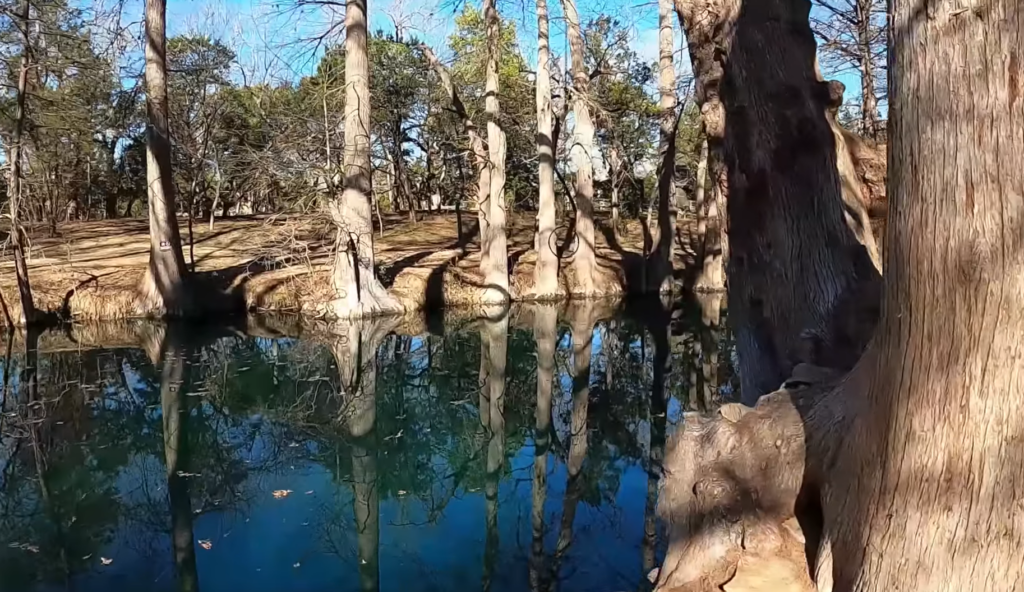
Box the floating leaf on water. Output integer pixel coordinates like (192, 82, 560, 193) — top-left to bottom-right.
(198, 540, 213, 550)
(100, 557, 113, 566)
(647, 567, 660, 583)
(305, 490, 314, 495)
(398, 490, 407, 495)
(288, 442, 300, 448)
(272, 489, 293, 499)
(293, 562, 301, 568)
(82, 554, 93, 560)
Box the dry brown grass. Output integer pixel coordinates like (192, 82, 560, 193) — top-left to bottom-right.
(1, 211, 696, 326)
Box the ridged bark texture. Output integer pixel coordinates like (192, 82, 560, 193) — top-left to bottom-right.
(481, 0, 510, 302)
(674, 0, 880, 403)
(651, 0, 678, 293)
(140, 0, 193, 316)
(330, 0, 400, 318)
(561, 0, 596, 295)
(531, 0, 560, 298)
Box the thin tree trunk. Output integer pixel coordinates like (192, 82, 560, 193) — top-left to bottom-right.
(421, 45, 490, 266)
(531, 0, 559, 299)
(8, 0, 36, 325)
(609, 143, 621, 234)
(650, 0, 677, 293)
(675, 0, 880, 402)
(482, 0, 510, 303)
(561, 0, 596, 295)
(855, 0, 879, 140)
(329, 0, 400, 318)
(139, 0, 193, 316)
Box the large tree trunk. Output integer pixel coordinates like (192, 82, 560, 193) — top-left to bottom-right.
(530, 0, 560, 299)
(330, 0, 400, 318)
(650, 0, 678, 293)
(480, 314, 507, 592)
(7, 0, 36, 325)
(825, 1, 1024, 588)
(139, 0, 194, 316)
(561, 0, 597, 295)
(675, 0, 880, 402)
(481, 0, 510, 303)
(420, 45, 490, 259)
(654, 2, 1024, 592)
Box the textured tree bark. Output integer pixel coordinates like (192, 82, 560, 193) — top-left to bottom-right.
(826, 1, 1024, 588)
(330, 0, 400, 318)
(693, 135, 727, 292)
(8, 0, 36, 325)
(561, 0, 597, 295)
(480, 0, 510, 303)
(139, 0, 194, 317)
(651, 0, 678, 293)
(675, 0, 880, 402)
(656, 2, 1024, 591)
(530, 0, 560, 299)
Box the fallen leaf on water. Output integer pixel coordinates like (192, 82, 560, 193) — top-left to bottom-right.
(198, 540, 213, 550)
(397, 490, 407, 495)
(100, 557, 113, 566)
(293, 562, 301, 568)
(288, 442, 300, 448)
(272, 490, 293, 499)
(305, 490, 314, 495)
(647, 567, 660, 584)
(82, 554, 93, 561)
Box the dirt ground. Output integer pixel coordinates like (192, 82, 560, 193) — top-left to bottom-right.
(1, 211, 695, 325)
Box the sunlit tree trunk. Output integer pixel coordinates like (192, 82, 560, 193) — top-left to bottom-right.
(827, 1, 1024, 588)
(8, 0, 36, 325)
(139, 0, 194, 316)
(855, 0, 879, 140)
(481, 0, 510, 302)
(650, 0, 677, 293)
(531, 0, 559, 299)
(561, 0, 596, 295)
(330, 0, 400, 318)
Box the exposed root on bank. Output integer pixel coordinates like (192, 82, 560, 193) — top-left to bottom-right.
(655, 363, 852, 592)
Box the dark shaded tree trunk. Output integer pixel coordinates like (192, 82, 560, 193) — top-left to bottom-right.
(139, 0, 194, 316)
(675, 0, 880, 402)
(8, 0, 37, 325)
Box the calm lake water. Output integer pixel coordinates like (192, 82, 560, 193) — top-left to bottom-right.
(0, 296, 733, 592)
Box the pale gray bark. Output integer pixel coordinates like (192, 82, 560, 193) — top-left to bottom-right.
(531, 0, 559, 298)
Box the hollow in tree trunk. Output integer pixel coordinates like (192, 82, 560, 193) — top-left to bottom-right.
(139, 0, 194, 317)
(561, 0, 596, 295)
(531, 0, 560, 299)
(481, 0, 510, 303)
(649, 0, 677, 294)
(330, 0, 401, 318)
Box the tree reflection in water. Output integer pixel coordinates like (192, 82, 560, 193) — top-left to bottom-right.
(0, 298, 735, 592)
